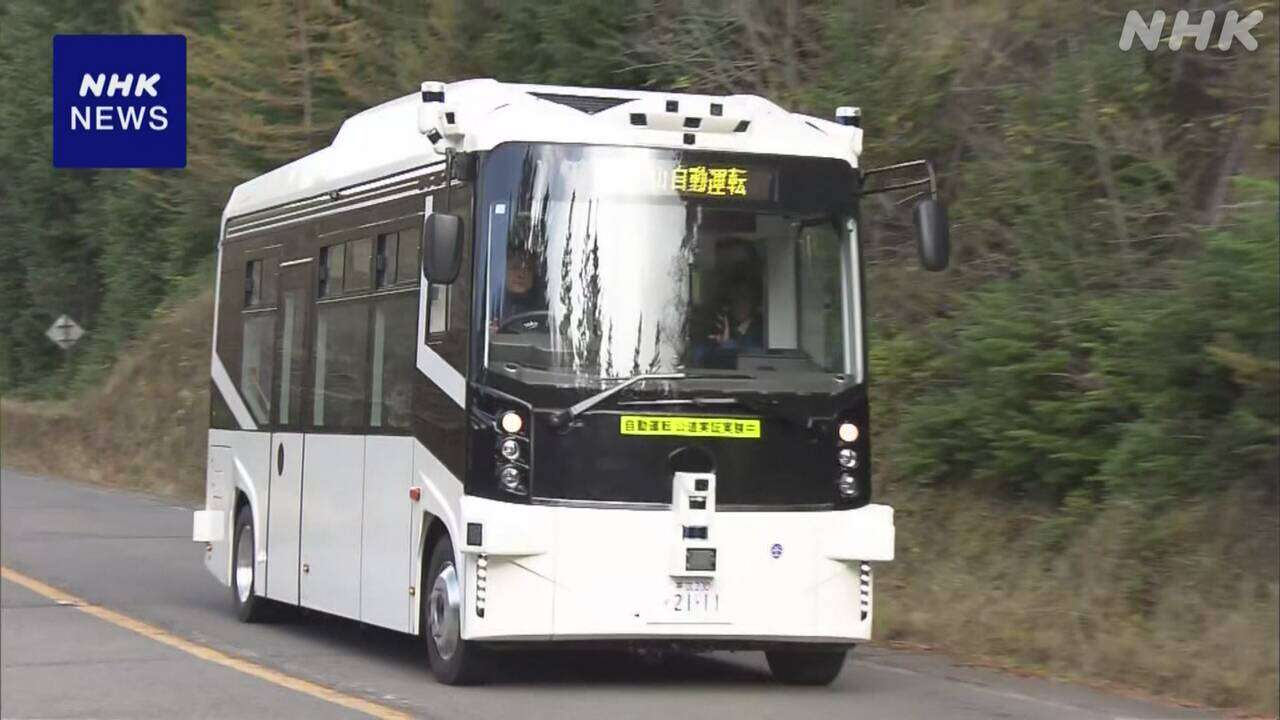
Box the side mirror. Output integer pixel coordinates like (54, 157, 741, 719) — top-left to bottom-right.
(913, 198, 950, 271)
(422, 212, 463, 284)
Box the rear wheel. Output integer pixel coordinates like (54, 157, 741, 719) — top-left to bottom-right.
(423, 537, 491, 685)
(231, 505, 271, 622)
(765, 648, 848, 685)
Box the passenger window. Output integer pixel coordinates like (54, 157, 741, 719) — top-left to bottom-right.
(277, 290, 305, 425)
(370, 292, 417, 429)
(376, 233, 398, 288)
(319, 244, 344, 298)
(426, 284, 448, 334)
(240, 313, 275, 425)
(312, 301, 369, 428)
(244, 260, 263, 307)
(345, 237, 373, 292)
(397, 229, 420, 284)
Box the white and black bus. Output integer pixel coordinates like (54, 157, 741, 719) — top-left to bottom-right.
(193, 79, 949, 685)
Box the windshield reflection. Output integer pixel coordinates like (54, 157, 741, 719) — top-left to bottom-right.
(480, 143, 856, 387)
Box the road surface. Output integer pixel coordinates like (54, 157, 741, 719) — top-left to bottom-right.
(1, 468, 1225, 719)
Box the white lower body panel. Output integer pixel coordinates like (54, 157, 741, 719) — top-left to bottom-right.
(200, 430, 271, 592)
(458, 497, 893, 644)
(359, 435, 414, 632)
(299, 434, 365, 619)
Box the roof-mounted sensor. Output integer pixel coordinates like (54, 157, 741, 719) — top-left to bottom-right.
(836, 106, 862, 128)
(421, 81, 445, 103)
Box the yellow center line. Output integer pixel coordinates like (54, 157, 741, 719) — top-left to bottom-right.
(1, 565, 412, 720)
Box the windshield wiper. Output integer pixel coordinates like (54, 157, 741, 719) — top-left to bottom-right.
(547, 372, 751, 428)
(716, 393, 814, 432)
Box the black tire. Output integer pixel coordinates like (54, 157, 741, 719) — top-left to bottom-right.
(423, 537, 492, 685)
(231, 505, 271, 622)
(765, 648, 848, 686)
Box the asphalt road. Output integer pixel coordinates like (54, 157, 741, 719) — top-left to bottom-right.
(1, 468, 1227, 720)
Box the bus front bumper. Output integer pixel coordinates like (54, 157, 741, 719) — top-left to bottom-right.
(455, 497, 894, 644)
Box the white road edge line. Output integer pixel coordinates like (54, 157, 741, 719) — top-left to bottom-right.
(0, 566, 412, 720)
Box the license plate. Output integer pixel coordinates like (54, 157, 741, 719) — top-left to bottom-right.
(661, 579, 720, 619)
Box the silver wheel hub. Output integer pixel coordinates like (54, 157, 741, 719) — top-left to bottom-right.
(428, 561, 461, 661)
(234, 522, 254, 604)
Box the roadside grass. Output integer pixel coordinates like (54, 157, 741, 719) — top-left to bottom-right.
(1, 287, 212, 501)
(1, 282, 1276, 715)
(876, 482, 1280, 715)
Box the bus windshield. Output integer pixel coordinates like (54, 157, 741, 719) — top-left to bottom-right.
(478, 143, 860, 390)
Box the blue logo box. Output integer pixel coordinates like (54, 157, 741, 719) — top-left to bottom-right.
(52, 35, 186, 168)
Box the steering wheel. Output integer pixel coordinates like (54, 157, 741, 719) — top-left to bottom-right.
(497, 310, 551, 334)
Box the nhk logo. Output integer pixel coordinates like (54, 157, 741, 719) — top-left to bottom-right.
(1119, 9, 1264, 52)
(74, 73, 169, 131)
(53, 35, 186, 168)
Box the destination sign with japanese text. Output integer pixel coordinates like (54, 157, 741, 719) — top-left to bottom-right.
(670, 163, 772, 200)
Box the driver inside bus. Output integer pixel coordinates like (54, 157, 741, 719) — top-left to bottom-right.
(494, 247, 546, 332)
(710, 289, 764, 352)
(692, 281, 764, 368)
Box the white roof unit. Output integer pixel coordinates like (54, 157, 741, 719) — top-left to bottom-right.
(225, 78, 863, 220)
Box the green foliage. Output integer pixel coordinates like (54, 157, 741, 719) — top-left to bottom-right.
(894, 181, 1279, 505)
(1, 0, 1275, 514)
(1, 2, 1276, 707)
(463, 0, 646, 87)
(0, 0, 122, 393)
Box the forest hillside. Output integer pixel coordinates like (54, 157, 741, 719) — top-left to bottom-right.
(1, 1, 1277, 711)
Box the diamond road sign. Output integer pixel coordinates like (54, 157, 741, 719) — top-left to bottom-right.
(46, 314, 85, 350)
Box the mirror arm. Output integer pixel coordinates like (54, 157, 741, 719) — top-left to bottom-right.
(858, 159, 938, 198)
(895, 189, 929, 207)
(443, 148, 454, 210)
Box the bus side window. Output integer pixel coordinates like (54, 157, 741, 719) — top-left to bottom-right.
(318, 244, 345, 298)
(426, 284, 448, 335)
(375, 233, 398, 287)
(345, 237, 373, 292)
(244, 259, 263, 307)
(396, 229, 420, 284)
(424, 183, 471, 342)
(312, 299, 369, 428)
(374, 229, 422, 288)
(370, 291, 416, 429)
(277, 289, 304, 425)
(240, 256, 277, 426)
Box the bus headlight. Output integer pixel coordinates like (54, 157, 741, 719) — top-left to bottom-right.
(498, 465, 524, 493)
(836, 473, 858, 498)
(499, 411, 524, 434)
(499, 438, 521, 461)
(837, 421, 859, 443)
(838, 447, 858, 468)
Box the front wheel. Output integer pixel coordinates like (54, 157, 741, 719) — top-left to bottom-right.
(765, 648, 848, 685)
(231, 505, 271, 622)
(423, 538, 492, 685)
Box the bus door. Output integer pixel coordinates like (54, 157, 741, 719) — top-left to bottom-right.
(265, 245, 311, 606)
(300, 233, 373, 620)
